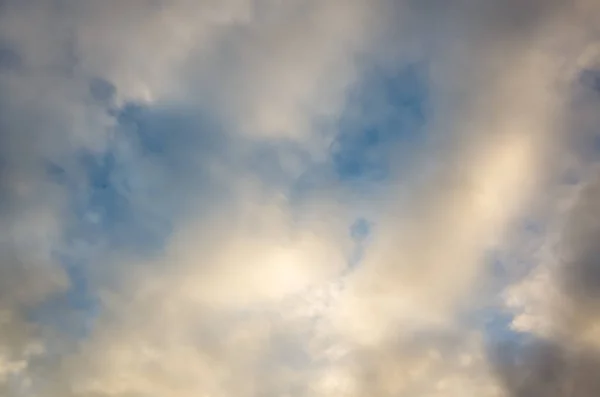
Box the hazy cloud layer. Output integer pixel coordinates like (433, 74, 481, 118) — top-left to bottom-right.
(1, 1, 600, 397)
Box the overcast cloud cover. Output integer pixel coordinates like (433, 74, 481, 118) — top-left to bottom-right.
(2, 0, 600, 396)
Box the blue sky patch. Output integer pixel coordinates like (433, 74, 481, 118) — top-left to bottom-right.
(331, 63, 430, 184)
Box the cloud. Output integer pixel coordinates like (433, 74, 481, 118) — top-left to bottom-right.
(1, 1, 600, 397)
(327, 0, 571, 347)
(507, 166, 600, 346)
(0, 0, 390, 395)
(490, 336, 600, 397)
(496, 5, 600, 397)
(38, 192, 354, 397)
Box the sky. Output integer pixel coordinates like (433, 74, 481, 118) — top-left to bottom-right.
(1, 1, 600, 396)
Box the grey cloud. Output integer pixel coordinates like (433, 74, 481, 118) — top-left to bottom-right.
(561, 176, 600, 301)
(501, 174, 600, 396)
(514, 61, 600, 339)
(541, 171, 600, 343)
(490, 337, 600, 397)
(0, 45, 20, 71)
(89, 78, 116, 103)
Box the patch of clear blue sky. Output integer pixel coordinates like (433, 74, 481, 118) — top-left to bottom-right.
(330, 62, 429, 183)
(290, 62, 430, 213)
